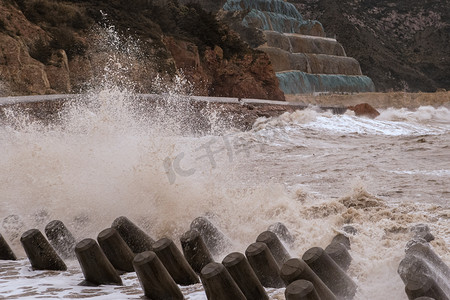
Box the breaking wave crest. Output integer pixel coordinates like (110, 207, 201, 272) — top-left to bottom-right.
(252, 105, 450, 136)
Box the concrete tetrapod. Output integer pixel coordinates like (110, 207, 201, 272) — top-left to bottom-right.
(398, 255, 431, 284)
(325, 242, 352, 272)
(111, 216, 154, 254)
(256, 230, 291, 267)
(410, 224, 434, 242)
(75, 238, 122, 286)
(285, 280, 321, 300)
(97, 228, 135, 273)
(331, 234, 351, 250)
(245, 242, 285, 288)
(0, 233, 16, 260)
(190, 217, 231, 256)
(133, 251, 184, 300)
(342, 225, 358, 235)
(20, 229, 67, 271)
(180, 229, 214, 274)
(405, 274, 449, 300)
(303, 247, 357, 299)
(200, 262, 246, 300)
(153, 237, 199, 285)
(268, 222, 295, 246)
(222, 252, 268, 300)
(280, 258, 337, 300)
(398, 251, 450, 297)
(406, 242, 450, 281)
(44, 220, 76, 259)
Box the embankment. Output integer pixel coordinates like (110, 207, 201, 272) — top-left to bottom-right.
(286, 91, 450, 109)
(0, 94, 322, 131)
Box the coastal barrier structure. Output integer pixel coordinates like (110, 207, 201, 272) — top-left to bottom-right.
(222, 0, 375, 95)
(20, 229, 67, 271)
(398, 240, 450, 299)
(0, 94, 348, 133)
(1, 215, 449, 299)
(44, 220, 76, 259)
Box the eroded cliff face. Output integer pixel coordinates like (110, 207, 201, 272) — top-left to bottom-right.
(175, 0, 450, 92)
(0, 1, 53, 94)
(0, 0, 163, 95)
(0, 0, 284, 100)
(164, 37, 284, 100)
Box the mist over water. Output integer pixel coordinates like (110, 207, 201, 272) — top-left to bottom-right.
(0, 26, 449, 300)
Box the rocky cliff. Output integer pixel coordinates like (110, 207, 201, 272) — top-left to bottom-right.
(290, 0, 450, 92)
(220, 0, 375, 95)
(0, 0, 284, 100)
(181, 0, 450, 93)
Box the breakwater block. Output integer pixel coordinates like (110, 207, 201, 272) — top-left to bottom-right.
(398, 243, 450, 297)
(222, 252, 269, 300)
(331, 233, 351, 250)
(280, 258, 337, 300)
(268, 222, 295, 246)
(44, 220, 76, 259)
(180, 229, 214, 274)
(133, 251, 184, 300)
(75, 238, 122, 286)
(398, 255, 430, 284)
(256, 230, 291, 267)
(200, 262, 246, 300)
(0, 233, 16, 260)
(111, 216, 154, 254)
(245, 242, 285, 288)
(406, 242, 450, 280)
(342, 225, 358, 235)
(190, 216, 231, 256)
(285, 279, 321, 300)
(303, 247, 357, 299)
(405, 274, 449, 300)
(97, 228, 135, 273)
(20, 229, 66, 271)
(325, 242, 352, 272)
(153, 237, 199, 285)
(410, 224, 434, 242)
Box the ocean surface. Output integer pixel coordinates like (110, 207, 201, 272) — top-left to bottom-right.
(0, 22, 448, 299)
(0, 86, 448, 299)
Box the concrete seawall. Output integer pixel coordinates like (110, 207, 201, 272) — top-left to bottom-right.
(286, 91, 450, 109)
(0, 94, 347, 130)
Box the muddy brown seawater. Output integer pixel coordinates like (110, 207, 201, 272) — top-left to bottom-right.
(0, 93, 448, 299)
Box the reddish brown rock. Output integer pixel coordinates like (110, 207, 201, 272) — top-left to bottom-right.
(67, 55, 93, 91)
(205, 50, 285, 101)
(45, 50, 71, 93)
(164, 35, 285, 101)
(0, 1, 284, 99)
(0, 34, 52, 95)
(348, 103, 380, 118)
(163, 36, 210, 95)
